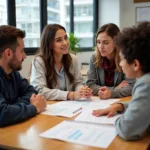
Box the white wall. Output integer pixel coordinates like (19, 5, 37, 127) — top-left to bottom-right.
(20, 0, 150, 78)
(120, 0, 150, 29)
(98, 0, 120, 27)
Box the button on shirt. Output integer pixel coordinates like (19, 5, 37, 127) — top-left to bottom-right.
(55, 65, 67, 91)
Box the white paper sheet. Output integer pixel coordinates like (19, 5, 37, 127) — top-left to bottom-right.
(91, 97, 120, 105)
(41, 105, 82, 118)
(75, 110, 121, 125)
(41, 97, 120, 118)
(40, 120, 117, 148)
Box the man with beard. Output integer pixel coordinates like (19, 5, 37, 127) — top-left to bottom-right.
(0, 25, 46, 127)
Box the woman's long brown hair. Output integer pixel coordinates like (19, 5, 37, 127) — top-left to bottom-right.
(34, 24, 74, 88)
(94, 23, 121, 72)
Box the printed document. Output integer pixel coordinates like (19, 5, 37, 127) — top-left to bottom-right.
(75, 110, 121, 124)
(41, 97, 119, 117)
(41, 104, 82, 118)
(40, 120, 117, 148)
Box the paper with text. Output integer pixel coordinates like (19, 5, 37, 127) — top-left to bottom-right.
(75, 110, 121, 125)
(41, 105, 82, 118)
(47, 97, 119, 109)
(41, 97, 120, 117)
(40, 120, 117, 148)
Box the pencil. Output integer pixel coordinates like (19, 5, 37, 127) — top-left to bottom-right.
(73, 107, 82, 114)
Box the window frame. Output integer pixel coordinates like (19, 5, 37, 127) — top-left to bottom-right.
(7, 0, 98, 55)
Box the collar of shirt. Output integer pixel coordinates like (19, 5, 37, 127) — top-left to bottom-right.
(55, 65, 66, 90)
(55, 65, 64, 77)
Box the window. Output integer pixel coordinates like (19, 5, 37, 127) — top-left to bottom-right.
(0, 0, 7, 25)
(47, 0, 69, 30)
(4, 0, 98, 54)
(74, 0, 93, 47)
(16, 0, 40, 48)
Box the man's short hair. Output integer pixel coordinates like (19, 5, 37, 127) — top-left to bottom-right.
(0, 25, 25, 56)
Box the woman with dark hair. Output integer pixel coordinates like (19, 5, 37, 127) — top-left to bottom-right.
(86, 23, 134, 99)
(93, 21, 150, 140)
(30, 24, 92, 100)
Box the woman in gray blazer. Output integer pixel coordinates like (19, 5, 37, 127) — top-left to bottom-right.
(86, 23, 135, 99)
(30, 24, 92, 100)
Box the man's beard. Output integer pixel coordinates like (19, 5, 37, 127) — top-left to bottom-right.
(8, 55, 23, 71)
(8, 63, 22, 71)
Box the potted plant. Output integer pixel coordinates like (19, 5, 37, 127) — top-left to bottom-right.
(68, 32, 80, 55)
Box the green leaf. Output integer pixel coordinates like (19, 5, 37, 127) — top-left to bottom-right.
(68, 32, 80, 54)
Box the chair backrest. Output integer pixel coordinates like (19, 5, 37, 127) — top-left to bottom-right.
(81, 62, 89, 77)
(81, 62, 89, 70)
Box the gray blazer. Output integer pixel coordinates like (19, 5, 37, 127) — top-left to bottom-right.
(115, 73, 150, 140)
(30, 54, 84, 100)
(86, 54, 135, 98)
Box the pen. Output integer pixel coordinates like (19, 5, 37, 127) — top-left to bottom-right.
(73, 107, 82, 114)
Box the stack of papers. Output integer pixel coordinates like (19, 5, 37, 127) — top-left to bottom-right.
(40, 97, 122, 148)
(41, 97, 120, 118)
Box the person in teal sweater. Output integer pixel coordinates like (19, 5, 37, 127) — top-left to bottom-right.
(92, 21, 150, 140)
(0, 25, 46, 127)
